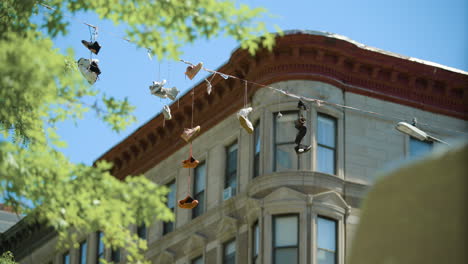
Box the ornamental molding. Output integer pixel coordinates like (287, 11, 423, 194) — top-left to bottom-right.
(95, 32, 467, 179)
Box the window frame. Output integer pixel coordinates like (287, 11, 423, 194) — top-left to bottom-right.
(316, 113, 337, 175)
(223, 239, 237, 264)
(225, 141, 238, 196)
(79, 240, 87, 264)
(62, 251, 70, 264)
(163, 180, 176, 235)
(316, 215, 338, 264)
(272, 214, 299, 264)
(192, 161, 206, 219)
(273, 111, 300, 172)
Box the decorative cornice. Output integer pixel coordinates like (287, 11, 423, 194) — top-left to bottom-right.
(96, 32, 468, 179)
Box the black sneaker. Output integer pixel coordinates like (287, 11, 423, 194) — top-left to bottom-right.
(295, 144, 311, 154)
(297, 100, 307, 110)
(81, 40, 101, 55)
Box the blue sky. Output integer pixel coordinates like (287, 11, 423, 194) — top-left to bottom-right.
(49, 0, 467, 165)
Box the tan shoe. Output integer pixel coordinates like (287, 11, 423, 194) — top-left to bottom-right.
(185, 62, 203, 80)
(180, 126, 201, 142)
(182, 156, 199, 168)
(178, 195, 199, 209)
(237, 107, 254, 134)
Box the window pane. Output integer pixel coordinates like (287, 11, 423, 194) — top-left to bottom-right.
(276, 143, 298, 171)
(137, 224, 147, 239)
(167, 181, 176, 209)
(192, 256, 203, 264)
(409, 137, 433, 157)
(194, 162, 206, 193)
(318, 115, 336, 147)
(224, 240, 236, 264)
(275, 113, 297, 143)
(254, 121, 260, 177)
(275, 248, 298, 264)
(193, 191, 205, 218)
(317, 146, 335, 175)
(317, 249, 336, 264)
(226, 142, 237, 194)
(274, 215, 298, 247)
(317, 217, 336, 251)
(63, 252, 70, 264)
(111, 248, 120, 262)
(79, 241, 87, 264)
(254, 222, 259, 256)
(163, 221, 173, 234)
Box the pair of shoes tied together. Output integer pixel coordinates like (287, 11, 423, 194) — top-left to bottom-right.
(78, 58, 101, 85)
(81, 40, 101, 55)
(149, 79, 180, 101)
(178, 195, 199, 209)
(182, 155, 199, 169)
(237, 107, 254, 134)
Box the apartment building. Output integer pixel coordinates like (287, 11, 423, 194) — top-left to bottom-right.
(1, 30, 467, 264)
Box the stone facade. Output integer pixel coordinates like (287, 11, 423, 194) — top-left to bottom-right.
(1, 31, 466, 264)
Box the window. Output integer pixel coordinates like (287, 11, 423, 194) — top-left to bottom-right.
(193, 161, 206, 218)
(163, 181, 176, 235)
(253, 121, 261, 177)
(79, 240, 87, 264)
(137, 223, 147, 240)
(223, 239, 236, 264)
(317, 216, 337, 264)
(409, 137, 433, 158)
(63, 251, 70, 264)
(252, 221, 259, 264)
(96, 231, 104, 264)
(191, 256, 203, 264)
(273, 215, 298, 264)
(110, 248, 121, 263)
(225, 142, 238, 196)
(274, 112, 299, 171)
(317, 114, 337, 175)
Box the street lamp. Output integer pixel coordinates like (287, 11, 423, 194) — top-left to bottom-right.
(395, 121, 450, 145)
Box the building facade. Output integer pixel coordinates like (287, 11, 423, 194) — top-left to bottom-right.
(1, 31, 467, 264)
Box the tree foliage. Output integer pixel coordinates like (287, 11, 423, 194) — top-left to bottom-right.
(0, 0, 275, 263)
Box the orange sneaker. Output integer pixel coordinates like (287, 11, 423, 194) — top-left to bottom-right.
(178, 195, 199, 209)
(182, 156, 199, 168)
(180, 126, 201, 142)
(185, 62, 203, 80)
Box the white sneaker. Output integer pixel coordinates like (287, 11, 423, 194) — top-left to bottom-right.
(77, 58, 100, 85)
(237, 107, 254, 134)
(149, 80, 167, 95)
(163, 105, 171, 120)
(165, 86, 179, 101)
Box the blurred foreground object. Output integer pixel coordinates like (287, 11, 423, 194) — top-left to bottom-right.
(349, 143, 468, 264)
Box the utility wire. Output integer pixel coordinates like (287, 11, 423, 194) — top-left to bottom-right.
(37, 2, 468, 136)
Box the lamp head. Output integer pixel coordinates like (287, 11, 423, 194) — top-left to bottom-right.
(395, 122, 428, 141)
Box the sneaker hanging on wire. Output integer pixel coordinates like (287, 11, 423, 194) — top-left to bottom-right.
(178, 195, 199, 209)
(297, 100, 308, 111)
(165, 86, 179, 101)
(180, 126, 201, 142)
(185, 62, 203, 80)
(182, 155, 199, 168)
(163, 105, 172, 120)
(81, 40, 101, 55)
(295, 144, 312, 154)
(237, 107, 254, 134)
(77, 58, 101, 85)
